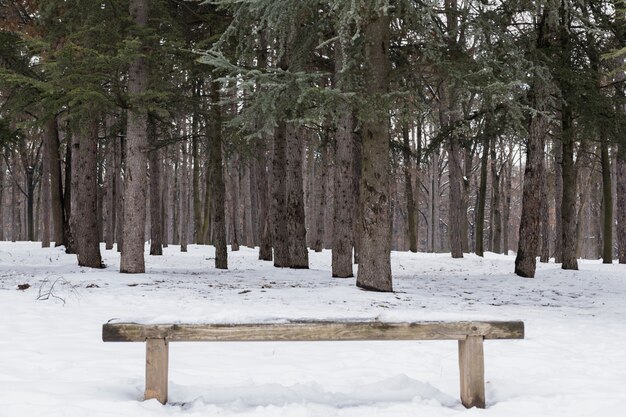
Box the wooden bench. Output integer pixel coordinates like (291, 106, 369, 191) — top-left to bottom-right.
(102, 320, 524, 408)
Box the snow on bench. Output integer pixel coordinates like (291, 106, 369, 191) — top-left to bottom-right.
(102, 319, 524, 408)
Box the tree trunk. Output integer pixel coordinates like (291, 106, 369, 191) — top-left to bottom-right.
(560, 107, 578, 270)
(209, 80, 227, 269)
(271, 119, 290, 267)
(475, 134, 489, 257)
(332, 108, 356, 275)
(402, 117, 418, 253)
(502, 143, 513, 254)
(45, 118, 65, 246)
(120, 0, 149, 273)
(490, 138, 502, 254)
(192, 109, 203, 244)
(356, 9, 392, 292)
(617, 143, 626, 263)
(228, 152, 240, 251)
(41, 120, 52, 248)
(104, 131, 116, 250)
(312, 137, 327, 252)
(76, 119, 103, 268)
(180, 142, 189, 253)
(149, 132, 163, 256)
(161, 155, 169, 248)
(66, 133, 79, 254)
(539, 152, 550, 262)
(0, 158, 4, 241)
(115, 135, 124, 252)
(601, 140, 613, 263)
(286, 125, 309, 268)
(440, 82, 464, 259)
(256, 135, 273, 261)
(515, 79, 547, 277)
(553, 139, 563, 262)
(243, 162, 254, 247)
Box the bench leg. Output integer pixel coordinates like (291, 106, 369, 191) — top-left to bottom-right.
(145, 338, 169, 404)
(458, 335, 485, 408)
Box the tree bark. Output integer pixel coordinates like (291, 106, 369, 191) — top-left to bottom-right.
(539, 152, 550, 263)
(76, 118, 103, 268)
(120, 0, 149, 273)
(149, 123, 163, 256)
(502, 143, 513, 255)
(192, 128, 203, 244)
(227, 152, 240, 252)
(332, 109, 356, 275)
(515, 81, 547, 277)
(209, 80, 227, 269)
(312, 137, 327, 253)
(45, 118, 65, 246)
(617, 143, 626, 263)
(180, 142, 189, 253)
(271, 120, 290, 267)
(402, 117, 418, 253)
(41, 119, 52, 248)
(256, 135, 273, 261)
(490, 137, 502, 254)
(286, 125, 309, 268)
(560, 106, 578, 270)
(0, 158, 4, 241)
(115, 135, 124, 252)
(475, 127, 490, 256)
(600, 140, 613, 263)
(356, 9, 392, 292)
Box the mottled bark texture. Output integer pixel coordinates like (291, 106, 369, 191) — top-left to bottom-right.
(515, 82, 547, 278)
(356, 9, 392, 292)
(553, 139, 563, 262)
(180, 142, 189, 253)
(76, 119, 103, 268)
(539, 154, 550, 263)
(149, 141, 163, 256)
(475, 132, 489, 257)
(332, 41, 356, 274)
(256, 136, 273, 261)
(332, 110, 356, 276)
(285, 125, 309, 268)
(312, 138, 328, 252)
(600, 140, 613, 263)
(490, 138, 502, 254)
(402, 118, 418, 253)
(617, 143, 626, 264)
(271, 120, 290, 267)
(209, 80, 227, 269)
(120, 0, 148, 273)
(515, 6, 554, 278)
(45, 118, 65, 247)
(560, 107, 578, 270)
(41, 120, 52, 248)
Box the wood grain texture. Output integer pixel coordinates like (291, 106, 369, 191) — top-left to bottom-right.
(145, 338, 168, 404)
(103, 320, 524, 342)
(459, 335, 485, 408)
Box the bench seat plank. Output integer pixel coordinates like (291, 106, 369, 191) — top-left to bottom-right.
(103, 320, 524, 342)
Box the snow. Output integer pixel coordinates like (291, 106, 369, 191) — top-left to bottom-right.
(1, 241, 625, 417)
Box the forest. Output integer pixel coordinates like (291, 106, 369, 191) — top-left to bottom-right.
(0, 0, 625, 292)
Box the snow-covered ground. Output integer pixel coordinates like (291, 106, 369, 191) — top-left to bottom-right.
(1, 242, 625, 417)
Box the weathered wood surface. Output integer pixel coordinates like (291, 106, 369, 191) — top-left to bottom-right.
(103, 320, 523, 342)
(145, 338, 168, 404)
(458, 335, 485, 408)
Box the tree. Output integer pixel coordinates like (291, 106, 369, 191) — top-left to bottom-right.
(121, 0, 149, 273)
(355, 5, 392, 292)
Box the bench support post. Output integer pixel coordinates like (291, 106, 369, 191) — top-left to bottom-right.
(145, 338, 169, 404)
(458, 335, 485, 408)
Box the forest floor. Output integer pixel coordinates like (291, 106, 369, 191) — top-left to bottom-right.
(1, 242, 625, 417)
